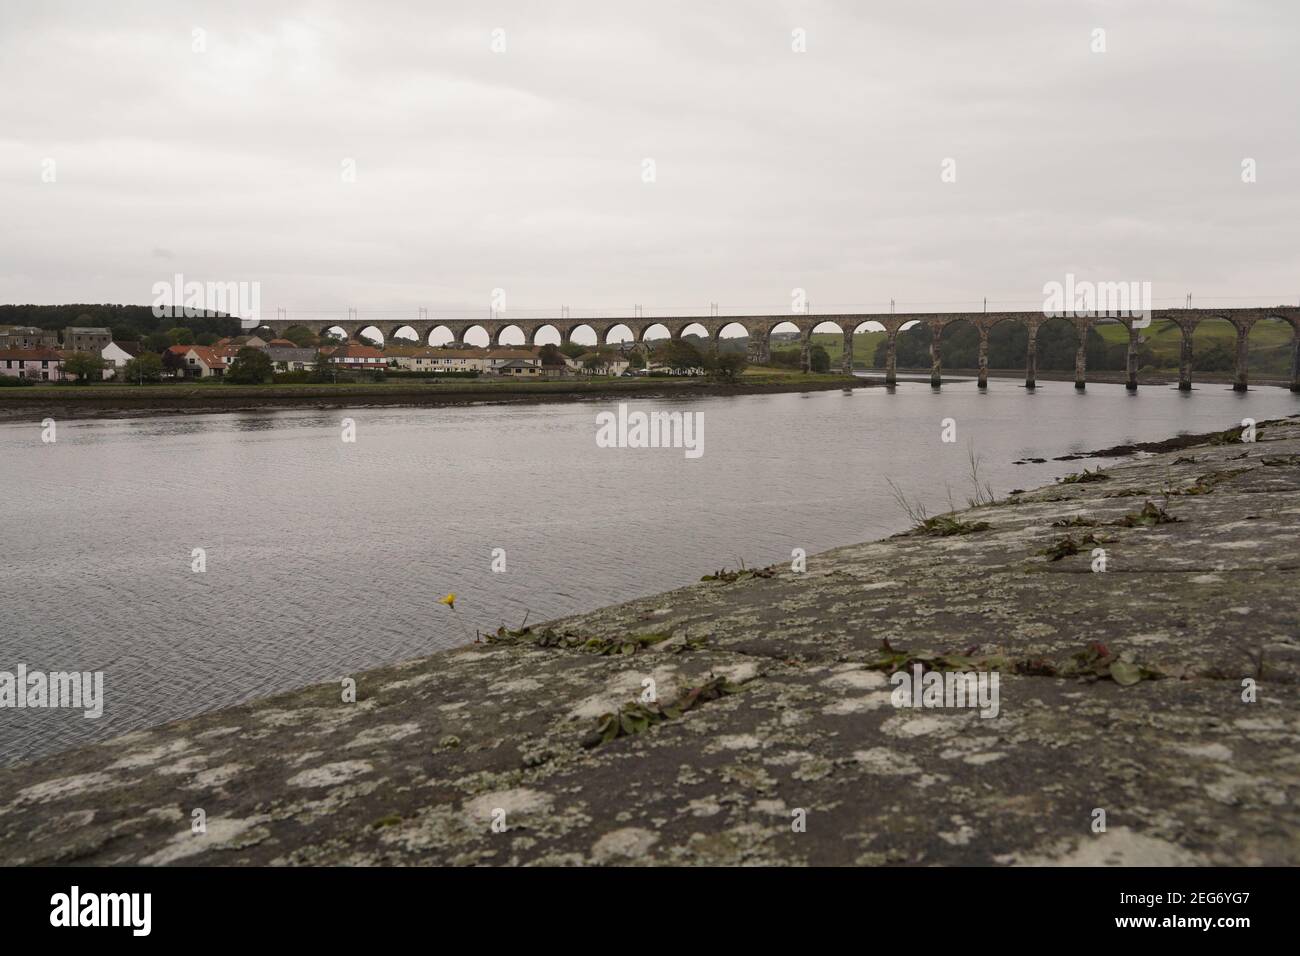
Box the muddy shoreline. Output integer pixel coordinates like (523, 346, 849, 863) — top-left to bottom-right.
(0, 375, 872, 421)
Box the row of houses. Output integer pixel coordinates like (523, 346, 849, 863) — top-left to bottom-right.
(184, 342, 631, 378)
(0, 327, 632, 382)
(0, 325, 121, 382)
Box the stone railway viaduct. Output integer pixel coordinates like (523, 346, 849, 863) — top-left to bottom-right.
(258, 307, 1300, 392)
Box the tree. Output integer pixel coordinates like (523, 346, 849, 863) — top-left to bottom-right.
(809, 345, 831, 373)
(283, 325, 319, 348)
(63, 351, 105, 384)
(110, 326, 139, 342)
(627, 351, 646, 369)
(559, 342, 586, 359)
(538, 343, 564, 365)
(196, 332, 219, 346)
(145, 332, 171, 351)
(226, 347, 274, 384)
(309, 351, 343, 382)
(656, 339, 703, 374)
(122, 351, 163, 384)
(706, 350, 748, 381)
(167, 327, 195, 345)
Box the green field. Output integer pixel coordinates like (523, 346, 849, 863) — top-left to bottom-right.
(769, 332, 886, 368)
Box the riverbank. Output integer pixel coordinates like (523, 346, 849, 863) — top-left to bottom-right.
(0, 371, 866, 420)
(1, 416, 1297, 865)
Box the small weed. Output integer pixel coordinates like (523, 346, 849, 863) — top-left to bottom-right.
(1058, 468, 1110, 484)
(701, 567, 775, 583)
(1209, 423, 1263, 445)
(1039, 533, 1103, 561)
(1114, 499, 1180, 527)
(916, 515, 991, 537)
(1051, 515, 1099, 528)
(581, 674, 742, 749)
(488, 626, 673, 657)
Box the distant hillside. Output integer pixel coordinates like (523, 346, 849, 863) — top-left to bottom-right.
(0, 304, 241, 342)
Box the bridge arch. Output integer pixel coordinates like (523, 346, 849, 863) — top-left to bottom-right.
(494, 324, 527, 347)
(567, 324, 599, 347)
(680, 322, 709, 343)
(388, 325, 420, 344)
(604, 323, 635, 345)
(322, 325, 348, 342)
(1262, 311, 1300, 391)
(640, 323, 671, 343)
(1189, 314, 1237, 382)
(530, 324, 562, 346)
(462, 324, 490, 348)
(937, 316, 979, 373)
(762, 322, 802, 370)
(426, 325, 455, 346)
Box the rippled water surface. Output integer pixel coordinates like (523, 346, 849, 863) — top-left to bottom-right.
(2, 378, 1296, 763)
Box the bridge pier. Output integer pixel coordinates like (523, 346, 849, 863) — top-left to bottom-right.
(841, 329, 853, 375)
(1178, 326, 1194, 391)
(929, 323, 942, 388)
(977, 329, 988, 389)
(1025, 327, 1037, 390)
(800, 333, 811, 373)
(1126, 325, 1139, 391)
(1233, 325, 1249, 392)
(1291, 329, 1300, 392)
(1074, 335, 1087, 390)
(885, 333, 897, 386)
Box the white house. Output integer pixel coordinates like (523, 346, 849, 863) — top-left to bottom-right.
(101, 341, 141, 379)
(182, 346, 228, 378)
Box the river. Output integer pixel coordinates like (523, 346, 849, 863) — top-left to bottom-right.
(1, 377, 1295, 764)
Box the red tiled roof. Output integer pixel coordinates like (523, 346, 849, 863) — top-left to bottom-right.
(331, 344, 385, 359)
(0, 347, 63, 361)
(187, 346, 227, 369)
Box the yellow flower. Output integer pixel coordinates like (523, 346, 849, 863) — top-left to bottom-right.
(438, 593, 456, 610)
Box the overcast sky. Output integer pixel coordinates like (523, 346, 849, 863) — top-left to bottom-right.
(2, 0, 1298, 324)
